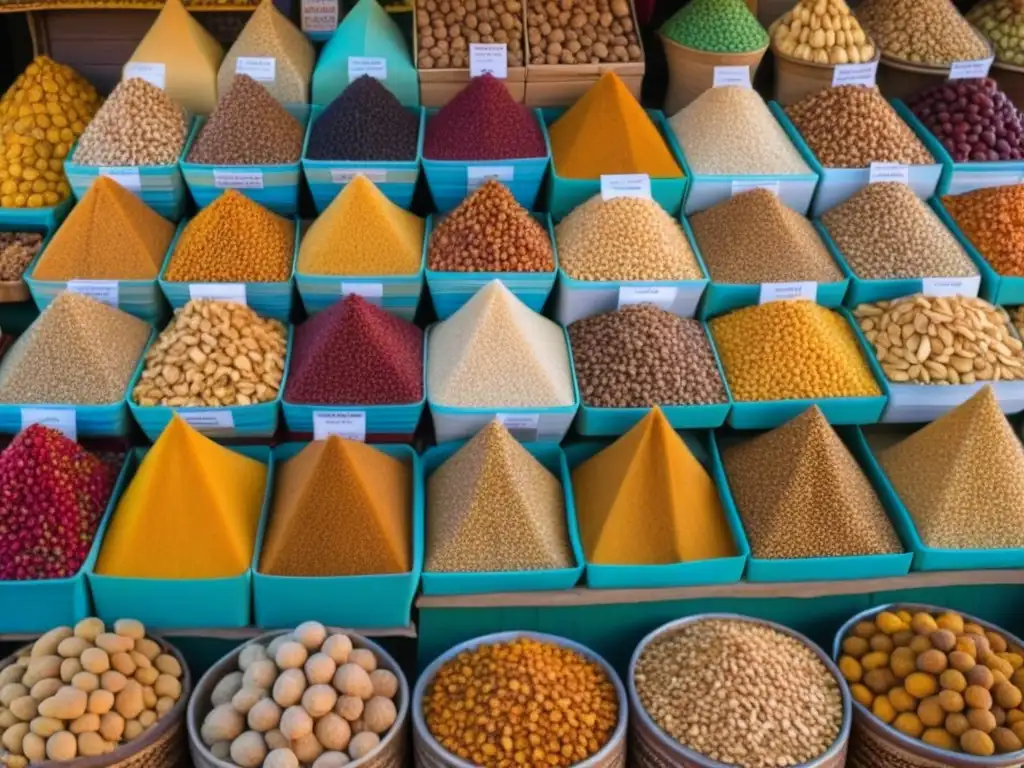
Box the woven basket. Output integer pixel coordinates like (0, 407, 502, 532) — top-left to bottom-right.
(412, 631, 628, 768)
(0, 634, 191, 768)
(834, 603, 1024, 768)
(628, 614, 852, 768)
(187, 629, 409, 768)
(769, 20, 881, 106)
(659, 34, 769, 115)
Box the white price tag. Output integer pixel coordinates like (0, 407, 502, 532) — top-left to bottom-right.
(600, 174, 652, 200)
(348, 57, 387, 81)
(618, 285, 679, 310)
(330, 168, 388, 184)
(712, 66, 751, 88)
(213, 169, 264, 190)
(99, 168, 142, 193)
(313, 411, 367, 441)
(832, 61, 879, 87)
(20, 408, 76, 441)
(67, 280, 119, 308)
(178, 410, 235, 431)
(467, 165, 514, 191)
(496, 412, 540, 440)
(869, 162, 910, 185)
(921, 275, 982, 298)
(759, 282, 818, 304)
(236, 57, 276, 83)
(731, 179, 780, 196)
(470, 44, 508, 79)
(341, 282, 384, 304)
(949, 57, 994, 80)
(124, 62, 165, 89)
(188, 283, 247, 305)
(301, 0, 338, 32)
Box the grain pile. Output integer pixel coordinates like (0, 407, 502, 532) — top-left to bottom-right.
(710, 301, 881, 402)
(261, 437, 411, 576)
(0, 233, 43, 281)
(427, 280, 575, 408)
(876, 387, 1024, 550)
(306, 76, 418, 162)
(668, 87, 810, 176)
(31, 177, 174, 281)
(555, 195, 702, 281)
(426, 420, 574, 573)
(428, 181, 553, 273)
(821, 183, 976, 280)
(969, 0, 1024, 65)
(527, 0, 641, 65)
(634, 618, 844, 767)
(165, 190, 293, 283)
(857, 0, 990, 65)
(854, 295, 1024, 385)
(187, 75, 303, 165)
(943, 185, 1024, 276)
(285, 295, 423, 405)
(72, 78, 188, 167)
(218, 0, 314, 106)
(785, 87, 934, 169)
(572, 408, 735, 565)
(569, 305, 725, 408)
(96, 415, 267, 578)
(0, 56, 100, 209)
(772, 0, 874, 64)
(299, 175, 423, 276)
(416, 0, 524, 69)
(660, 0, 767, 52)
(723, 406, 902, 560)
(690, 189, 842, 285)
(0, 292, 150, 405)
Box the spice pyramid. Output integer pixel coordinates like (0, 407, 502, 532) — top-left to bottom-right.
(286, 295, 423, 405)
(126, 0, 224, 115)
(722, 406, 903, 559)
(32, 177, 175, 281)
(298, 175, 424, 275)
(307, 76, 419, 161)
(878, 387, 1024, 550)
(427, 280, 575, 407)
(96, 415, 267, 579)
(426, 421, 574, 572)
(261, 437, 411, 576)
(548, 72, 683, 179)
(219, 0, 314, 107)
(572, 408, 734, 565)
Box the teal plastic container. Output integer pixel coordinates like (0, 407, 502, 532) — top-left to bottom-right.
(302, 106, 423, 212)
(720, 307, 889, 429)
(159, 218, 298, 322)
(128, 326, 292, 441)
(543, 108, 689, 221)
(0, 452, 133, 633)
(420, 441, 584, 596)
(563, 435, 750, 589)
(87, 446, 273, 628)
(0, 196, 73, 231)
(253, 442, 422, 628)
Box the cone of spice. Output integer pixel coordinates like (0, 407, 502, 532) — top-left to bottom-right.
(307, 76, 419, 162)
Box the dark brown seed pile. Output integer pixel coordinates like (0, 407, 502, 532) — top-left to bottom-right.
(569, 304, 727, 408)
(187, 74, 303, 165)
(0, 232, 43, 281)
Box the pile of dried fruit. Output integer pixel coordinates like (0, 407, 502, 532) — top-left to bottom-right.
(772, 0, 874, 64)
(415, 0, 523, 69)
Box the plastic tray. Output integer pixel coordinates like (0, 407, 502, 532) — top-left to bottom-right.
(252, 442, 423, 628)
(420, 441, 584, 595)
(0, 196, 73, 231)
(302, 106, 424, 212)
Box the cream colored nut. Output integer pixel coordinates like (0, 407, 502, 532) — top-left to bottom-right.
(30, 678, 63, 701)
(38, 686, 88, 720)
(31, 627, 73, 659)
(73, 618, 104, 643)
(113, 619, 145, 640)
(57, 637, 91, 659)
(95, 634, 133, 655)
(98, 712, 125, 742)
(29, 717, 64, 737)
(88, 689, 115, 715)
(70, 713, 100, 734)
(101, 670, 128, 693)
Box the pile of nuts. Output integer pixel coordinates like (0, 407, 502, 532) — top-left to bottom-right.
(0, 233, 42, 282)
(968, 0, 1024, 66)
(943, 185, 1024, 277)
(527, 0, 640, 65)
(854, 295, 1024, 385)
(132, 300, 287, 408)
(856, 0, 991, 65)
(200, 622, 401, 768)
(0, 618, 185, 764)
(839, 607, 1024, 756)
(416, 0, 524, 69)
(772, 0, 874, 64)
(909, 79, 1024, 163)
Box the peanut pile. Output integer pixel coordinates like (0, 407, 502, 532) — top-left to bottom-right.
(0, 233, 42, 282)
(416, 0, 524, 69)
(856, 0, 990, 65)
(527, 0, 641, 65)
(132, 300, 287, 408)
(855, 295, 1024, 385)
(772, 0, 874, 64)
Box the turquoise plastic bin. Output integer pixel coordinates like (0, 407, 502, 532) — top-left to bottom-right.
(302, 106, 424, 212)
(253, 442, 422, 628)
(543, 108, 689, 221)
(0, 196, 73, 230)
(425, 214, 557, 320)
(128, 326, 292, 441)
(0, 452, 133, 633)
(420, 441, 584, 596)
(563, 435, 750, 589)
(422, 108, 550, 212)
(87, 446, 273, 628)
(159, 218, 298, 322)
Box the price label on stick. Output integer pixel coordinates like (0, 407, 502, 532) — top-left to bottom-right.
(869, 162, 910, 185)
(600, 174, 652, 200)
(949, 57, 994, 80)
(470, 44, 508, 79)
(712, 66, 751, 88)
(832, 61, 878, 87)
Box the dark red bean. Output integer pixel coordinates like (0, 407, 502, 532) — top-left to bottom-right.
(909, 78, 1024, 162)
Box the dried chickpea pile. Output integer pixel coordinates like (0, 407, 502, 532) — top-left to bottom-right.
(855, 295, 1024, 385)
(856, 0, 990, 65)
(943, 185, 1024, 277)
(423, 636, 618, 767)
(839, 607, 1024, 757)
(710, 301, 881, 402)
(132, 300, 286, 408)
(0, 233, 42, 282)
(634, 618, 843, 767)
(527, 0, 641, 65)
(200, 622, 401, 768)
(772, 0, 874, 64)
(416, 0, 524, 70)
(969, 0, 1024, 66)
(0, 617, 185, 764)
